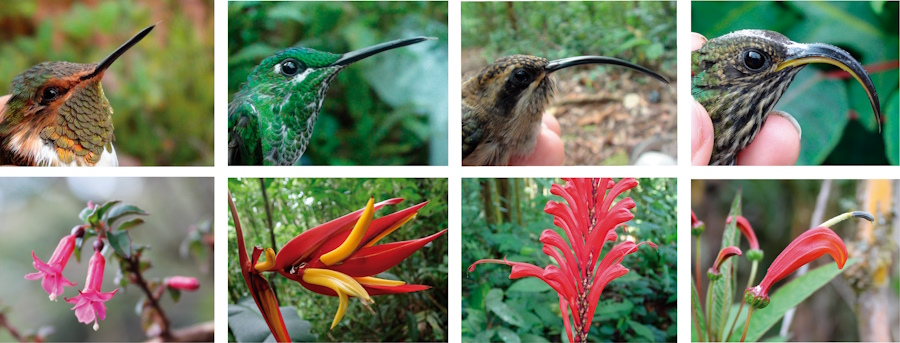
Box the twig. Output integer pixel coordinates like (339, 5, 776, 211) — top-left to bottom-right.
(0, 313, 24, 342)
(125, 255, 173, 341)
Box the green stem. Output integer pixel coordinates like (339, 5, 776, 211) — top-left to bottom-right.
(727, 260, 758, 339)
(706, 280, 714, 342)
(695, 236, 702, 293)
(740, 307, 755, 342)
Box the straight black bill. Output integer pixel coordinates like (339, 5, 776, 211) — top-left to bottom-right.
(545, 56, 670, 84)
(330, 36, 435, 67)
(779, 43, 882, 132)
(84, 24, 156, 81)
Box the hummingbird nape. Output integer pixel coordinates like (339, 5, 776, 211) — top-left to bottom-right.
(692, 29, 882, 165)
(461, 55, 669, 166)
(228, 36, 435, 166)
(0, 24, 155, 167)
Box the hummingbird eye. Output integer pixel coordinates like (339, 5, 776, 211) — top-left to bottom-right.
(741, 49, 768, 71)
(509, 68, 533, 86)
(41, 87, 61, 103)
(280, 58, 305, 77)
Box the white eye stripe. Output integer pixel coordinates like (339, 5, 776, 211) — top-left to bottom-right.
(273, 63, 281, 75)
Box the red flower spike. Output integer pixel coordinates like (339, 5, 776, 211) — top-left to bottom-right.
(708, 246, 742, 280)
(469, 178, 654, 343)
(745, 227, 848, 309)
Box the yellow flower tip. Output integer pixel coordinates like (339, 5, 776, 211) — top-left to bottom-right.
(355, 276, 406, 287)
(253, 247, 276, 272)
(364, 212, 418, 248)
(320, 197, 376, 266)
(302, 268, 372, 302)
(330, 291, 349, 330)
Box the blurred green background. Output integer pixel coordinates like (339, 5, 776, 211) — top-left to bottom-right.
(228, 2, 449, 166)
(0, 0, 214, 166)
(692, 1, 900, 165)
(462, 178, 677, 342)
(692, 180, 899, 341)
(0, 177, 214, 341)
(462, 2, 677, 165)
(227, 178, 448, 341)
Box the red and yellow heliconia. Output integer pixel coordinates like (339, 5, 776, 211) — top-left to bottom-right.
(229, 193, 446, 341)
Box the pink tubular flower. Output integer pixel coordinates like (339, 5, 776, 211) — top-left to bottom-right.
(745, 227, 848, 309)
(707, 246, 742, 280)
(165, 276, 200, 291)
(691, 210, 705, 235)
(468, 178, 656, 343)
(25, 234, 78, 301)
(66, 251, 118, 331)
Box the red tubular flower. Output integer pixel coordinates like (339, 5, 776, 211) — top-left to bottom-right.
(745, 227, 848, 308)
(165, 276, 200, 291)
(25, 233, 78, 301)
(469, 178, 655, 343)
(691, 209, 705, 235)
(708, 246, 742, 280)
(65, 250, 118, 331)
(726, 215, 760, 250)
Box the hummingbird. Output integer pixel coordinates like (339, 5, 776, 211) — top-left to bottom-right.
(692, 30, 882, 165)
(228, 36, 434, 166)
(0, 25, 154, 166)
(461, 55, 669, 166)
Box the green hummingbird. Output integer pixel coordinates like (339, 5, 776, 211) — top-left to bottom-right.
(0, 25, 154, 166)
(692, 30, 882, 165)
(228, 36, 434, 166)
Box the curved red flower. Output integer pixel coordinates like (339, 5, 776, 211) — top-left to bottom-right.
(727, 215, 760, 250)
(469, 178, 655, 343)
(708, 246, 742, 279)
(745, 227, 848, 308)
(691, 209, 705, 235)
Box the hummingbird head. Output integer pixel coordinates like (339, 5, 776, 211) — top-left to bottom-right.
(692, 29, 881, 136)
(230, 36, 433, 165)
(0, 25, 154, 166)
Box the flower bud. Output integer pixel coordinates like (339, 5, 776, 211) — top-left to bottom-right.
(166, 276, 200, 291)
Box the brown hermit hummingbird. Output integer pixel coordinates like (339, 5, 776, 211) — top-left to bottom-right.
(692, 30, 882, 165)
(0, 25, 154, 166)
(461, 55, 669, 166)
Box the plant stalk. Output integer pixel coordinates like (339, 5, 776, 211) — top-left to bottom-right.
(740, 307, 755, 342)
(706, 280, 714, 341)
(727, 260, 758, 339)
(125, 255, 173, 340)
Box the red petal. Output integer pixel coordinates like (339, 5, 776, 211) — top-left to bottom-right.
(757, 227, 848, 295)
(306, 201, 429, 262)
(544, 201, 585, 265)
(727, 215, 760, 250)
(599, 178, 637, 218)
(584, 264, 629, 329)
(299, 279, 430, 297)
(539, 230, 580, 289)
(322, 229, 448, 277)
(711, 246, 742, 273)
(273, 198, 403, 270)
(558, 294, 575, 343)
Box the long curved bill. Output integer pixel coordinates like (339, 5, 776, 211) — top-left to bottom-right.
(777, 43, 882, 132)
(545, 56, 670, 84)
(83, 24, 156, 81)
(329, 36, 436, 66)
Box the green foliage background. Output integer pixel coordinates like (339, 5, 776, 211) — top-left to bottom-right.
(462, 178, 677, 342)
(0, 1, 214, 166)
(228, 2, 449, 165)
(692, 1, 900, 165)
(227, 178, 448, 341)
(462, 1, 676, 75)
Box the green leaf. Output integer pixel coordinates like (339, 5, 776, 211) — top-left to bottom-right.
(710, 191, 742, 340)
(104, 204, 149, 228)
(168, 288, 182, 303)
(472, 329, 496, 343)
(519, 334, 551, 343)
(728, 259, 857, 342)
(626, 319, 656, 342)
(485, 288, 526, 327)
(116, 218, 145, 231)
(593, 299, 634, 322)
(78, 207, 92, 222)
(228, 297, 316, 342)
(495, 327, 521, 343)
(884, 89, 899, 165)
(691, 278, 707, 342)
(88, 200, 120, 225)
(107, 231, 132, 258)
(778, 71, 850, 164)
(507, 278, 552, 293)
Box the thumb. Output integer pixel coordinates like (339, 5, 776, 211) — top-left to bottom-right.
(691, 100, 714, 165)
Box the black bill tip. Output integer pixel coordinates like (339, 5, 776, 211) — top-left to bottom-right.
(329, 36, 435, 67)
(545, 55, 669, 84)
(85, 24, 156, 80)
